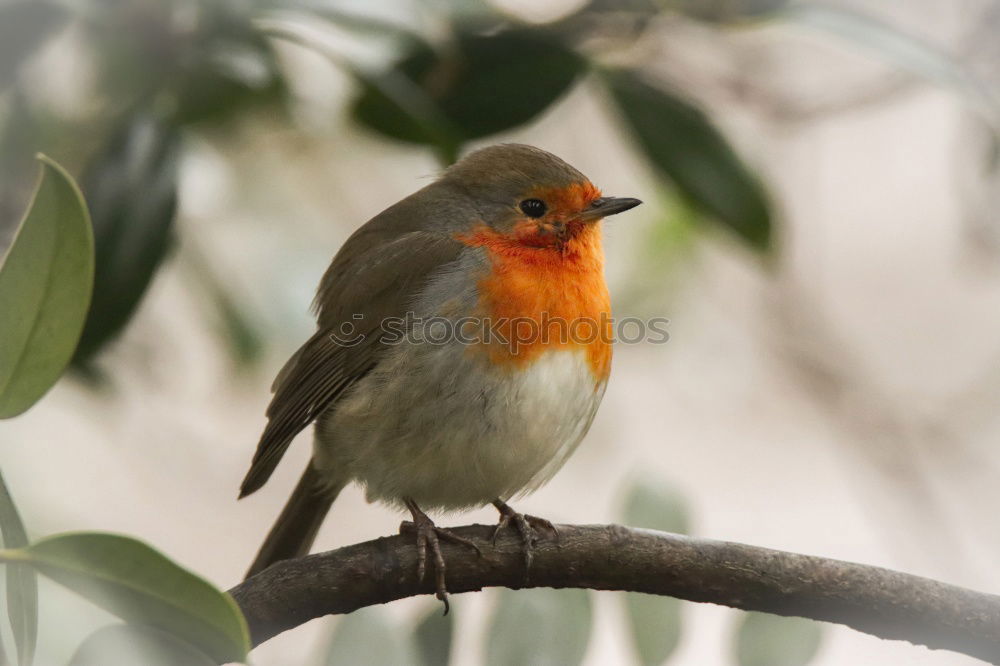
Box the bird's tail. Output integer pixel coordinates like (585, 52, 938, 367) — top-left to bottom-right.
(244, 462, 344, 580)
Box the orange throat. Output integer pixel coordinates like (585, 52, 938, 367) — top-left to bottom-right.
(456, 222, 612, 383)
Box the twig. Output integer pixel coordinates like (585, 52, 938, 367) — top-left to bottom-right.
(228, 523, 1000, 663)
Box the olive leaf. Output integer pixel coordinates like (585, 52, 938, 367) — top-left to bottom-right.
(68, 624, 216, 666)
(0, 471, 36, 666)
(486, 588, 592, 666)
(734, 612, 824, 666)
(0, 154, 93, 418)
(414, 604, 453, 666)
(0, 1, 68, 89)
(323, 607, 411, 665)
(72, 117, 180, 367)
(0, 533, 250, 664)
(353, 30, 586, 163)
(621, 479, 691, 665)
(604, 69, 772, 251)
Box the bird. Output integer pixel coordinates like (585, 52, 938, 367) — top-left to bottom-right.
(239, 143, 641, 606)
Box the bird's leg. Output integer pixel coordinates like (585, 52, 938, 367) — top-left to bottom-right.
(491, 498, 558, 571)
(401, 497, 481, 614)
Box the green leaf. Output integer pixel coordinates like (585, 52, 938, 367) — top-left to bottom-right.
(621, 479, 689, 665)
(604, 69, 772, 251)
(734, 612, 824, 666)
(68, 624, 216, 666)
(73, 117, 180, 367)
(257, 0, 423, 41)
(170, 35, 286, 126)
(182, 242, 264, 368)
(0, 533, 250, 664)
(622, 478, 690, 535)
(676, 0, 790, 24)
(0, 154, 94, 418)
(0, 94, 72, 226)
(422, 31, 585, 139)
(486, 588, 591, 666)
(413, 605, 452, 666)
(212, 287, 265, 367)
(353, 30, 586, 161)
(351, 61, 463, 164)
(323, 608, 411, 665)
(0, 471, 35, 666)
(80, 0, 285, 127)
(625, 593, 681, 666)
(0, 1, 69, 89)
(782, 4, 1000, 133)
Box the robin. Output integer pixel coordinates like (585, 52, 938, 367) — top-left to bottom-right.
(239, 143, 641, 606)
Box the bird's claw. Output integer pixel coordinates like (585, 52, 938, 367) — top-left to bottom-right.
(402, 499, 481, 614)
(491, 499, 558, 574)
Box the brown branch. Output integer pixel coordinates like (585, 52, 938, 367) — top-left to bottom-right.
(228, 523, 1000, 663)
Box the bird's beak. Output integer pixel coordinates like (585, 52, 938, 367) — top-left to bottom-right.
(577, 196, 643, 222)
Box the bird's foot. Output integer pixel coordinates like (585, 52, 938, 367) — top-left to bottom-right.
(491, 498, 558, 572)
(400, 498, 481, 614)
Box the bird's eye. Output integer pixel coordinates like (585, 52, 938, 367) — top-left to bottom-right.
(519, 199, 547, 218)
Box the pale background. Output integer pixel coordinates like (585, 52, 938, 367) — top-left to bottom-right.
(4, 0, 1000, 664)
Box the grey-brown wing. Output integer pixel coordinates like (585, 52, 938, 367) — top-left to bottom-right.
(238, 231, 464, 498)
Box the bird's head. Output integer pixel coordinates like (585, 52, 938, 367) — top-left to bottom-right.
(443, 144, 641, 250)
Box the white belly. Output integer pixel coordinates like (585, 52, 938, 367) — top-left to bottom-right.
(314, 342, 606, 511)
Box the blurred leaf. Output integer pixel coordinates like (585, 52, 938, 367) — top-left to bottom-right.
(428, 0, 504, 30)
(486, 588, 591, 666)
(323, 608, 411, 665)
(79, 1, 184, 111)
(182, 242, 265, 368)
(645, 192, 698, 257)
(81, 0, 286, 126)
(429, 31, 584, 138)
(68, 624, 216, 666)
(622, 478, 690, 535)
(352, 62, 462, 163)
(257, 0, 424, 39)
(621, 479, 689, 665)
(0, 471, 35, 666)
(734, 612, 824, 666)
(0, 1, 69, 89)
(170, 29, 286, 126)
(676, 0, 789, 24)
(783, 4, 1000, 133)
(72, 116, 180, 367)
(0, 533, 250, 664)
(604, 69, 772, 251)
(0, 95, 98, 232)
(615, 189, 697, 315)
(213, 289, 266, 367)
(0, 95, 38, 226)
(353, 30, 586, 161)
(414, 605, 452, 666)
(626, 593, 681, 666)
(0, 154, 94, 418)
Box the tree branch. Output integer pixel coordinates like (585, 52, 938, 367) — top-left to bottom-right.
(228, 523, 1000, 664)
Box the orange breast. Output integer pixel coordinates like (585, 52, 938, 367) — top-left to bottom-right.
(456, 223, 612, 382)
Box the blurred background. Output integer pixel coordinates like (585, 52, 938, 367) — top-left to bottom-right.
(2, 0, 1000, 664)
